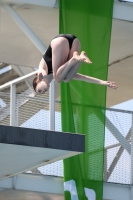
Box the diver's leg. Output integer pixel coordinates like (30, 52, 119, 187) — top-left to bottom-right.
(64, 39, 92, 82)
(51, 37, 82, 82)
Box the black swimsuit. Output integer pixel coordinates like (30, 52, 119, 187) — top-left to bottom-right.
(42, 34, 77, 75)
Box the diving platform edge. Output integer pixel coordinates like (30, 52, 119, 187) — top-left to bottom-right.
(0, 125, 85, 180)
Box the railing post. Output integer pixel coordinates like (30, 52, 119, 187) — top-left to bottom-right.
(10, 83, 16, 126)
(49, 79, 55, 131)
(130, 114, 133, 185)
(16, 95, 19, 127)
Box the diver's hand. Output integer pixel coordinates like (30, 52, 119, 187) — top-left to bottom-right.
(38, 69, 47, 81)
(38, 72, 43, 81)
(102, 81, 118, 89)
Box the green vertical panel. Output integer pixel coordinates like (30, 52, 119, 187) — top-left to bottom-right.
(60, 0, 114, 199)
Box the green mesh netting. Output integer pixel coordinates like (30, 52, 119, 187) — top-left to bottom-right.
(60, 0, 114, 199)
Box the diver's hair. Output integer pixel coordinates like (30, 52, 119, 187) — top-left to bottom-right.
(33, 74, 38, 92)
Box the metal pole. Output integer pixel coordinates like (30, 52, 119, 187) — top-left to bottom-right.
(130, 114, 133, 200)
(130, 114, 133, 185)
(49, 79, 55, 130)
(0, 2, 47, 53)
(10, 84, 16, 126)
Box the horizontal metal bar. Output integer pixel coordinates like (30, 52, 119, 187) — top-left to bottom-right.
(105, 139, 131, 150)
(1, 2, 47, 53)
(55, 100, 133, 114)
(0, 71, 37, 91)
(106, 107, 133, 114)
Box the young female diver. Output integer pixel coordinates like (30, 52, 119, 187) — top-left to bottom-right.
(33, 34, 117, 94)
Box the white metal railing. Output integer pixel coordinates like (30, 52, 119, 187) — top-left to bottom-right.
(0, 71, 37, 90)
(0, 71, 36, 126)
(0, 70, 55, 130)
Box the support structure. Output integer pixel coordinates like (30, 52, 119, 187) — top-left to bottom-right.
(0, 125, 85, 181)
(130, 114, 133, 185)
(113, 0, 133, 22)
(106, 117, 131, 154)
(106, 129, 131, 181)
(0, 2, 55, 130)
(50, 79, 55, 130)
(0, 2, 47, 53)
(0, 174, 132, 200)
(10, 84, 16, 126)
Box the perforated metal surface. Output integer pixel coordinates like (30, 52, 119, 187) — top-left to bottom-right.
(104, 109, 132, 184)
(17, 94, 50, 129)
(38, 160, 63, 177)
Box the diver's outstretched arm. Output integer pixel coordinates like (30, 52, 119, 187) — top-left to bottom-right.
(73, 73, 118, 89)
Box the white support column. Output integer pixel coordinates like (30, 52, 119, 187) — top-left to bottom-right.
(131, 114, 133, 200)
(0, 2, 47, 53)
(49, 79, 55, 131)
(16, 97, 19, 127)
(10, 84, 16, 126)
(130, 114, 133, 185)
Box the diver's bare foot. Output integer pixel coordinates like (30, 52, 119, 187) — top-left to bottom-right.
(73, 51, 82, 62)
(80, 51, 92, 64)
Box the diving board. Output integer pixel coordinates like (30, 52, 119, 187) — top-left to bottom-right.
(0, 125, 85, 181)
